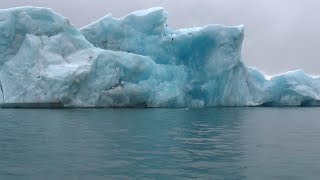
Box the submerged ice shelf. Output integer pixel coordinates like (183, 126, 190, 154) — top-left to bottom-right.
(0, 7, 319, 108)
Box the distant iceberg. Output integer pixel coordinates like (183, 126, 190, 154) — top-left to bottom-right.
(0, 7, 319, 108)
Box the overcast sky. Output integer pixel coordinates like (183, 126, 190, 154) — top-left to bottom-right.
(1, 0, 319, 75)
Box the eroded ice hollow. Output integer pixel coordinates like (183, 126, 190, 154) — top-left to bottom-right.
(0, 7, 319, 108)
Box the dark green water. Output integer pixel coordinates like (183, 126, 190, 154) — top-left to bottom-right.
(0, 108, 320, 180)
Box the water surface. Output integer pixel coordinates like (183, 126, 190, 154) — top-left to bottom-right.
(1, 108, 320, 179)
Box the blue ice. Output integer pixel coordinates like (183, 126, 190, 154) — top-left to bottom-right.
(0, 7, 319, 107)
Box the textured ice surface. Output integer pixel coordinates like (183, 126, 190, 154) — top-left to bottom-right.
(0, 7, 319, 107)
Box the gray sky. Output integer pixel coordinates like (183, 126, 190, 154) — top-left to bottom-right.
(1, 0, 320, 75)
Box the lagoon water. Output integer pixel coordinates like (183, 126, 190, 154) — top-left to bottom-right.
(0, 108, 320, 179)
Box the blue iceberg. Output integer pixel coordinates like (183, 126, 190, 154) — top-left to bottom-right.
(0, 7, 319, 108)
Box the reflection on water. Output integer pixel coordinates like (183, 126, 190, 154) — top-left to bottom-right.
(0, 108, 320, 179)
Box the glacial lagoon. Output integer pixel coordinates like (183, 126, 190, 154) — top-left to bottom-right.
(1, 108, 320, 179)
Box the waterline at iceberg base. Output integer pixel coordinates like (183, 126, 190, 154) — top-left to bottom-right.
(0, 7, 319, 108)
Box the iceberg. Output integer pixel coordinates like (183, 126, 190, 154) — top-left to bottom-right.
(0, 6, 319, 108)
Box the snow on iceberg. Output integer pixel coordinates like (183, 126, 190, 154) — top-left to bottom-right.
(0, 7, 319, 108)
